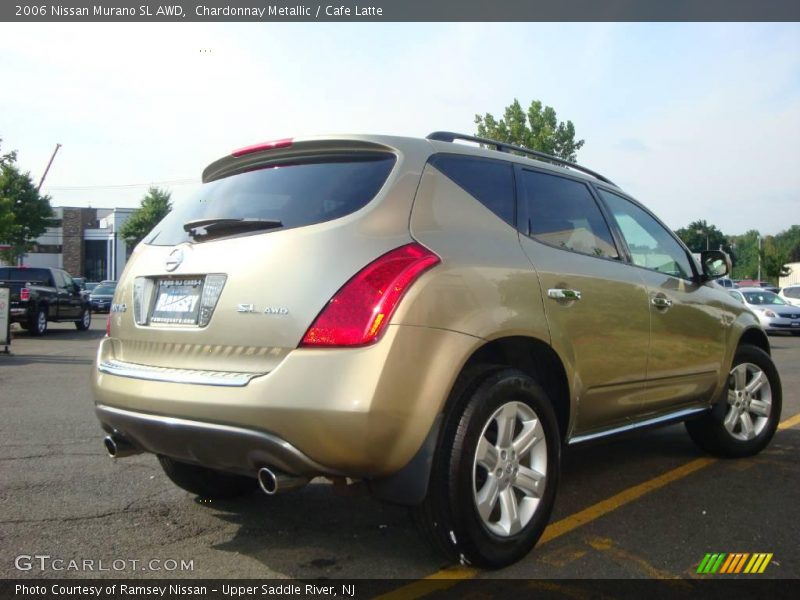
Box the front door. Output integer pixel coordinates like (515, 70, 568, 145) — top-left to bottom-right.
(596, 189, 728, 414)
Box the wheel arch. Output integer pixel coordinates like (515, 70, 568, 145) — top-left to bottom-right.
(737, 326, 771, 356)
(369, 335, 571, 506)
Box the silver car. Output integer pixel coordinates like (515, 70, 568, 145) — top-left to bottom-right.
(729, 287, 800, 335)
(779, 284, 800, 308)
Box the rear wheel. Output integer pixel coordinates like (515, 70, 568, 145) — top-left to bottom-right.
(75, 308, 91, 331)
(686, 344, 782, 457)
(158, 456, 259, 499)
(415, 366, 560, 568)
(28, 308, 48, 336)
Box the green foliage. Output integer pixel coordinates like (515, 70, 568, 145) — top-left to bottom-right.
(120, 186, 172, 247)
(675, 220, 729, 253)
(0, 138, 53, 264)
(475, 99, 585, 161)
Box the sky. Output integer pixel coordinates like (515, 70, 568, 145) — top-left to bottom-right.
(0, 22, 798, 235)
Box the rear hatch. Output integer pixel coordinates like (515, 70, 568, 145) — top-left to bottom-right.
(107, 136, 426, 375)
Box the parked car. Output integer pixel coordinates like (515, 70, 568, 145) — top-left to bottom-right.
(736, 280, 778, 294)
(93, 132, 782, 569)
(89, 282, 117, 313)
(0, 266, 91, 335)
(779, 284, 800, 307)
(729, 287, 800, 334)
(714, 277, 736, 289)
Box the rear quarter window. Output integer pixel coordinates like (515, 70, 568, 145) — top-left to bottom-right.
(428, 154, 515, 226)
(147, 153, 396, 246)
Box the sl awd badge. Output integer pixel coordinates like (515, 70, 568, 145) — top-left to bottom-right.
(237, 304, 289, 315)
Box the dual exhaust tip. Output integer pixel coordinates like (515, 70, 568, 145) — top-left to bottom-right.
(257, 467, 309, 496)
(103, 436, 308, 496)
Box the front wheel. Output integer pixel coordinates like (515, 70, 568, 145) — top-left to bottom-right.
(686, 344, 782, 458)
(415, 366, 560, 569)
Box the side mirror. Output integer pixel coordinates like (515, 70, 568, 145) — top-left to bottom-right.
(700, 250, 731, 281)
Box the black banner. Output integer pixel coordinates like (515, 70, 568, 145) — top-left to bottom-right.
(3, 0, 800, 23)
(3, 579, 800, 600)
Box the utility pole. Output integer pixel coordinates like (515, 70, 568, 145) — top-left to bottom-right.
(37, 143, 62, 192)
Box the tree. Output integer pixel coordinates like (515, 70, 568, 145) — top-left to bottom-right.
(675, 220, 728, 253)
(120, 187, 172, 247)
(0, 138, 53, 264)
(475, 99, 585, 161)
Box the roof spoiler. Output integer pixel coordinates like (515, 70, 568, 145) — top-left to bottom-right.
(426, 131, 617, 187)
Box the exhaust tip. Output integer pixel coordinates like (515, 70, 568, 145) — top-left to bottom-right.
(258, 467, 278, 495)
(103, 436, 118, 457)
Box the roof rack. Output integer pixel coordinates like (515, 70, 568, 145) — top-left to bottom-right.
(426, 131, 616, 187)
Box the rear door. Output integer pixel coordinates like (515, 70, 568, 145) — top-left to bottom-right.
(595, 188, 728, 414)
(515, 167, 651, 434)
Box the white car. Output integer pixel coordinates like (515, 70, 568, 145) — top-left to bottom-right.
(779, 284, 800, 307)
(729, 287, 800, 335)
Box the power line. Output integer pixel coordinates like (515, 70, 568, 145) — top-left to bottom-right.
(44, 178, 199, 191)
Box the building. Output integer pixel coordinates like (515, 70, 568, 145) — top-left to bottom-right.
(10, 207, 134, 281)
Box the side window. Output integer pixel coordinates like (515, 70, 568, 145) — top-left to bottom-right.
(597, 189, 694, 279)
(62, 272, 75, 290)
(429, 155, 515, 226)
(53, 271, 67, 290)
(518, 169, 618, 258)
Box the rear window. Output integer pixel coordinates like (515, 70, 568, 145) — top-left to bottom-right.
(146, 154, 396, 246)
(783, 287, 800, 299)
(0, 268, 52, 284)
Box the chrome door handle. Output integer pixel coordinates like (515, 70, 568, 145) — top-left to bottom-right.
(548, 288, 582, 301)
(651, 296, 673, 309)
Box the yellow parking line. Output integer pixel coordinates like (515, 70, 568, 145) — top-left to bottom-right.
(777, 412, 800, 430)
(375, 412, 800, 600)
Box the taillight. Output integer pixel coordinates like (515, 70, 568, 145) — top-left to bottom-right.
(106, 315, 111, 337)
(20, 287, 30, 301)
(232, 138, 293, 157)
(300, 243, 440, 347)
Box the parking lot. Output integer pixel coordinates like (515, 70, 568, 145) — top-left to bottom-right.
(1, 320, 798, 588)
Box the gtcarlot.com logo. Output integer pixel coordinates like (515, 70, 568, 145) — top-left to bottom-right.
(697, 552, 773, 574)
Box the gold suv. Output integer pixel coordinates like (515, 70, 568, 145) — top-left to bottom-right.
(93, 132, 782, 568)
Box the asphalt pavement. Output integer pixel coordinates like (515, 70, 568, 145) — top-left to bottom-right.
(1, 319, 798, 585)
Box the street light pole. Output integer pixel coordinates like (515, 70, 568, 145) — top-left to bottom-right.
(757, 235, 762, 282)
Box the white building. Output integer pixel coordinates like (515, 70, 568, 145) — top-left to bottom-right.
(14, 206, 134, 281)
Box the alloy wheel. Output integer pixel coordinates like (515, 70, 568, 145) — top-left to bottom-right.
(472, 401, 547, 537)
(725, 362, 772, 441)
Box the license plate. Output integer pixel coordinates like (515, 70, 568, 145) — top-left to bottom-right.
(792, 322, 799, 328)
(151, 277, 203, 325)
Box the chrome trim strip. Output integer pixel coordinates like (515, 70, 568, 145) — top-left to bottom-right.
(97, 359, 261, 387)
(568, 407, 710, 445)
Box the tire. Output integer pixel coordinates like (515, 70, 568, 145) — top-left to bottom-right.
(414, 366, 560, 569)
(686, 344, 782, 458)
(28, 307, 48, 336)
(75, 308, 91, 331)
(157, 455, 259, 499)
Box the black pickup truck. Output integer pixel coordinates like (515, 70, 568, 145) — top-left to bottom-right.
(0, 267, 92, 335)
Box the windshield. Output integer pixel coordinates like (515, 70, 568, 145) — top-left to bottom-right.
(146, 153, 396, 246)
(742, 291, 786, 306)
(93, 285, 116, 295)
(783, 287, 800, 299)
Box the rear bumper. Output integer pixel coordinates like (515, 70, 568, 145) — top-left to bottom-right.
(92, 324, 480, 477)
(96, 404, 333, 477)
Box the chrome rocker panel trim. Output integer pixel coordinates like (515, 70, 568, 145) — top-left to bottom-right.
(568, 407, 710, 445)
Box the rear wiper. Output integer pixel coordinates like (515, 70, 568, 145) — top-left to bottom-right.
(183, 218, 283, 240)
